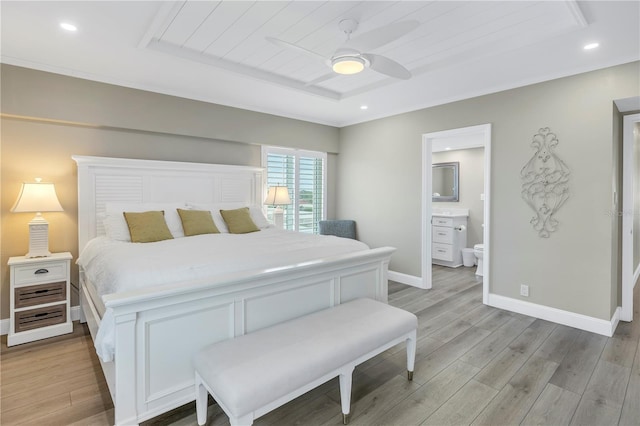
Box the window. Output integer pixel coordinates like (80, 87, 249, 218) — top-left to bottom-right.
(262, 146, 327, 233)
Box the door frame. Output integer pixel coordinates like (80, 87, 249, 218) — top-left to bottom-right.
(421, 123, 492, 304)
(621, 113, 640, 322)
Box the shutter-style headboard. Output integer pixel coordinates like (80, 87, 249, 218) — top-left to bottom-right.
(73, 156, 264, 251)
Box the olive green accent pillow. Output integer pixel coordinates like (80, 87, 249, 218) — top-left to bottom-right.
(177, 208, 219, 236)
(123, 211, 174, 243)
(220, 207, 260, 234)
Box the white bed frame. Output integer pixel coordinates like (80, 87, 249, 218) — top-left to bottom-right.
(72, 155, 394, 425)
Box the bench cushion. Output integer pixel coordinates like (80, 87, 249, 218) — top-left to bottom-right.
(193, 298, 417, 417)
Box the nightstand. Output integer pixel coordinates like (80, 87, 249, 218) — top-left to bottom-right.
(8, 252, 73, 346)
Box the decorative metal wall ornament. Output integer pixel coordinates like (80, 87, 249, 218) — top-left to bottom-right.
(521, 127, 570, 238)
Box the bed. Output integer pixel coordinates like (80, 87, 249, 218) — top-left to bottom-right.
(73, 155, 395, 425)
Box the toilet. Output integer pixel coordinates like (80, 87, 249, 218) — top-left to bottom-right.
(473, 244, 484, 276)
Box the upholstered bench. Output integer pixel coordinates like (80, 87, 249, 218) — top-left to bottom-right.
(194, 298, 417, 426)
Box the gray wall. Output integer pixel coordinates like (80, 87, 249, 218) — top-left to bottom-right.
(337, 61, 640, 321)
(433, 148, 485, 247)
(0, 65, 339, 319)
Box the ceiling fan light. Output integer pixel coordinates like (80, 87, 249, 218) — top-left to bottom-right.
(332, 56, 365, 75)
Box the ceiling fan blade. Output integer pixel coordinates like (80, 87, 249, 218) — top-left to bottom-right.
(345, 20, 419, 52)
(362, 53, 411, 80)
(304, 73, 337, 87)
(265, 36, 327, 64)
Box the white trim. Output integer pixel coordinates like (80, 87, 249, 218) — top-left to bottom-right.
(422, 123, 492, 303)
(611, 307, 622, 336)
(421, 141, 433, 290)
(481, 125, 492, 306)
(621, 113, 639, 322)
(564, 0, 588, 28)
(614, 96, 640, 113)
(1, 306, 81, 336)
(388, 270, 424, 289)
(70, 305, 80, 322)
(487, 293, 620, 337)
(136, 2, 181, 49)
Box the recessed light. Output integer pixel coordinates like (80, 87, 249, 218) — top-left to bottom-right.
(360, 105, 368, 110)
(445, 147, 452, 151)
(60, 22, 77, 32)
(583, 42, 599, 50)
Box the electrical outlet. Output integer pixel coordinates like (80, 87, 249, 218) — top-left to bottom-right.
(520, 284, 529, 297)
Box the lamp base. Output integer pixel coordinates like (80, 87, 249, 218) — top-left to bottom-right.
(26, 214, 52, 258)
(273, 207, 284, 229)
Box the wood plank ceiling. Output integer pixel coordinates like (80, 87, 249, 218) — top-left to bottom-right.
(143, 1, 585, 100)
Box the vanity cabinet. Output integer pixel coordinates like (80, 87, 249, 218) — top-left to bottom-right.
(432, 214, 467, 268)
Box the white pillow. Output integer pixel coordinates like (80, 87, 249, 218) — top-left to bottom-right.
(248, 206, 271, 229)
(102, 212, 132, 241)
(186, 202, 271, 232)
(103, 202, 187, 240)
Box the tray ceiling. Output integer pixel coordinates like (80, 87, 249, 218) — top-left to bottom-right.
(143, 1, 587, 100)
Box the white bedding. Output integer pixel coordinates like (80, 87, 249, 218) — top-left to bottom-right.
(77, 229, 369, 361)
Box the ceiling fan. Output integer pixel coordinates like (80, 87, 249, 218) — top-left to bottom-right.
(266, 19, 419, 86)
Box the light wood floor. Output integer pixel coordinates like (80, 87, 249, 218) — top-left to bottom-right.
(2, 265, 639, 425)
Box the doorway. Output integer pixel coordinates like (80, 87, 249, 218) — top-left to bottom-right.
(422, 124, 491, 304)
(621, 113, 640, 322)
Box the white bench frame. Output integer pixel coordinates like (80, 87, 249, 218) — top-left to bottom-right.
(195, 329, 417, 425)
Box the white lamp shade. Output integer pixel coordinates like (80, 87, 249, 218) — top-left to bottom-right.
(11, 181, 64, 213)
(264, 186, 291, 206)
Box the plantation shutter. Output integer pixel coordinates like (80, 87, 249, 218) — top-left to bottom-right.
(263, 147, 326, 233)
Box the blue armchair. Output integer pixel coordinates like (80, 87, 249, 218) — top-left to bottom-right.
(318, 220, 356, 239)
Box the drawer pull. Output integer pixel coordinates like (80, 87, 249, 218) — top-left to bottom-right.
(34, 269, 49, 275)
(34, 312, 49, 318)
(34, 289, 50, 294)
(438, 249, 446, 253)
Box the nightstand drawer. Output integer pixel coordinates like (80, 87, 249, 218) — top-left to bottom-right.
(14, 262, 67, 285)
(433, 226, 453, 244)
(432, 243, 453, 261)
(15, 282, 66, 309)
(14, 304, 67, 333)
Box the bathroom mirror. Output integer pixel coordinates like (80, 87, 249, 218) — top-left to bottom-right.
(432, 162, 459, 202)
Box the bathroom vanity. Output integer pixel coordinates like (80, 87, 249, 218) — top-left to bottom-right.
(432, 208, 468, 268)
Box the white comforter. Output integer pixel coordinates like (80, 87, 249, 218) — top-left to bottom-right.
(79, 229, 368, 297)
(77, 229, 369, 361)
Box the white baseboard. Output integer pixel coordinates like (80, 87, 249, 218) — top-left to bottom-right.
(610, 307, 621, 335)
(487, 293, 620, 337)
(1, 306, 81, 336)
(71, 305, 80, 322)
(388, 270, 425, 288)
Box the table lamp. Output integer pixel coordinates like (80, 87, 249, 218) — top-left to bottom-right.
(11, 178, 64, 258)
(264, 185, 291, 229)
